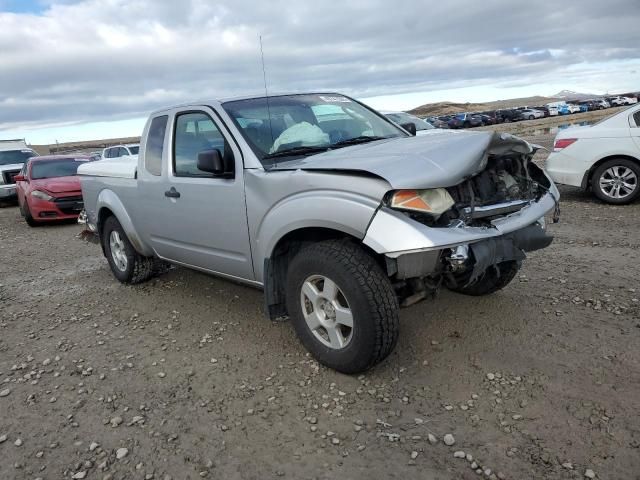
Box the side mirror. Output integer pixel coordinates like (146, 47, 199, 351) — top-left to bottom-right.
(14, 174, 26, 182)
(400, 122, 417, 136)
(197, 149, 234, 178)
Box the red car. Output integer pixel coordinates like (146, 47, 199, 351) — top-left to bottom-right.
(15, 155, 93, 226)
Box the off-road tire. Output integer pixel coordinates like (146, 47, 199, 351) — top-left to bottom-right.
(591, 158, 640, 205)
(285, 239, 399, 374)
(102, 216, 156, 284)
(449, 261, 520, 296)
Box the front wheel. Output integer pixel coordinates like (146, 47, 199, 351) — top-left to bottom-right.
(102, 216, 157, 284)
(448, 261, 520, 296)
(285, 240, 399, 374)
(21, 201, 39, 227)
(591, 159, 639, 204)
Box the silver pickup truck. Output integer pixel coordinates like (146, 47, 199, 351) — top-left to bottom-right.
(79, 92, 559, 373)
(1, 139, 39, 201)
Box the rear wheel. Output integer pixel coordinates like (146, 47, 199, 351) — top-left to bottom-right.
(591, 159, 640, 205)
(528, 115, 534, 120)
(448, 261, 520, 296)
(285, 239, 399, 374)
(102, 216, 157, 284)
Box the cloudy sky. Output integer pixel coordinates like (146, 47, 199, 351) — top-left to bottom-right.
(1, 0, 638, 144)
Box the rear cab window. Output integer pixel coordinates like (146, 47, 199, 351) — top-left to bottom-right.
(145, 115, 169, 176)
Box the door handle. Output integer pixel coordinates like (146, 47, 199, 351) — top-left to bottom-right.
(164, 187, 181, 199)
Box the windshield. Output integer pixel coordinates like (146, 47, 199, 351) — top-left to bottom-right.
(128, 146, 139, 155)
(223, 94, 406, 164)
(31, 158, 88, 179)
(0, 149, 37, 166)
(386, 112, 434, 131)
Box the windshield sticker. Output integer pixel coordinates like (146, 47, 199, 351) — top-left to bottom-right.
(319, 95, 351, 103)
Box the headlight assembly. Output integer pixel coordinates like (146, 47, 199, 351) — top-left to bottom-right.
(31, 190, 54, 201)
(388, 188, 455, 218)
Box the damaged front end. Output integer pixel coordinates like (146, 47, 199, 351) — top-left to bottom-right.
(363, 134, 560, 306)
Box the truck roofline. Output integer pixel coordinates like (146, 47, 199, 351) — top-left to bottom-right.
(147, 92, 352, 116)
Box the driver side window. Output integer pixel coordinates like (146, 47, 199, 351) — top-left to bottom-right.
(173, 112, 228, 177)
(633, 110, 640, 127)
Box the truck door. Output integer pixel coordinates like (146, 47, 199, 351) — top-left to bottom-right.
(138, 108, 254, 281)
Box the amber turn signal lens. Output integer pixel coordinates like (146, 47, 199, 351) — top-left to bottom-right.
(390, 190, 432, 212)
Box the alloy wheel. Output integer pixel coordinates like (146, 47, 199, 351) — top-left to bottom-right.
(300, 275, 354, 350)
(109, 230, 128, 272)
(599, 166, 638, 200)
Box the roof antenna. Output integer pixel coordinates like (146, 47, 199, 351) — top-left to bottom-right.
(259, 35, 275, 148)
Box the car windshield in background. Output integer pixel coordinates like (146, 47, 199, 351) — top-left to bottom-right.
(0, 149, 36, 166)
(31, 159, 87, 179)
(386, 112, 434, 131)
(128, 146, 139, 155)
(223, 94, 406, 164)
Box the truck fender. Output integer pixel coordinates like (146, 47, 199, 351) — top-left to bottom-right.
(253, 190, 380, 282)
(97, 189, 154, 257)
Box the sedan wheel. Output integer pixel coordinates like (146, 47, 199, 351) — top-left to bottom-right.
(592, 159, 640, 204)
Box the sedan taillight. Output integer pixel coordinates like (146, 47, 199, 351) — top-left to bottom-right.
(554, 138, 578, 151)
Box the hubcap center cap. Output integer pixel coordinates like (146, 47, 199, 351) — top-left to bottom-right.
(320, 299, 336, 320)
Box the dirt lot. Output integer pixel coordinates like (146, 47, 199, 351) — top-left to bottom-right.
(1, 120, 639, 480)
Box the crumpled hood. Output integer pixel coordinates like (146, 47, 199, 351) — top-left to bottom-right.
(271, 130, 535, 189)
(32, 176, 81, 194)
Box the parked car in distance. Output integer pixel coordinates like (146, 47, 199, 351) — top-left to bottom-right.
(496, 109, 521, 123)
(530, 106, 550, 117)
(426, 116, 450, 129)
(453, 113, 483, 128)
(475, 114, 497, 125)
(78, 92, 558, 374)
(0, 139, 39, 202)
(566, 104, 582, 114)
(102, 144, 140, 160)
(440, 115, 464, 129)
(15, 155, 93, 226)
(596, 99, 611, 109)
(383, 111, 436, 135)
(609, 96, 637, 107)
(518, 109, 545, 120)
(547, 103, 640, 204)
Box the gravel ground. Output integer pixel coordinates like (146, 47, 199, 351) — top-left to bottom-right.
(1, 123, 639, 480)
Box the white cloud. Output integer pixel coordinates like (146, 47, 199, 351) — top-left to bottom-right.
(0, 0, 638, 142)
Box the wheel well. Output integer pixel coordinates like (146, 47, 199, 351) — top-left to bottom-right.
(263, 227, 381, 320)
(583, 154, 640, 189)
(96, 207, 115, 253)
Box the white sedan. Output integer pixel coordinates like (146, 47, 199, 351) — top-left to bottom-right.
(546, 104, 640, 204)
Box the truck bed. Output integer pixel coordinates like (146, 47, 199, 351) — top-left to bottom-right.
(77, 156, 137, 179)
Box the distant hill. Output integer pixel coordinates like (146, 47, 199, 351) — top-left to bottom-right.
(30, 136, 141, 155)
(552, 90, 599, 101)
(407, 90, 607, 117)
